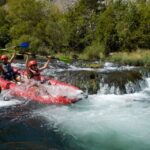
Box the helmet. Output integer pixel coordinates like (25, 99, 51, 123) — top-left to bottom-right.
(28, 60, 37, 67)
(1, 55, 8, 60)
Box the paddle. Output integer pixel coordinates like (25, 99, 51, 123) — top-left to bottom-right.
(18, 43, 72, 63)
(22, 52, 59, 62)
(19, 42, 29, 49)
(0, 42, 29, 51)
(30, 53, 72, 63)
(0, 42, 73, 63)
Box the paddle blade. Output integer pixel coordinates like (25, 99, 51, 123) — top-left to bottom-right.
(19, 42, 29, 48)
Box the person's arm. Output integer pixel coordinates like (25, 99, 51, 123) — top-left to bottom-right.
(39, 56, 51, 71)
(9, 46, 17, 63)
(25, 54, 29, 69)
(0, 65, 4, 73)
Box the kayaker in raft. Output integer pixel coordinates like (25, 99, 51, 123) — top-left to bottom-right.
(0, 47, 21, 82)
(25, 54, 51, 82)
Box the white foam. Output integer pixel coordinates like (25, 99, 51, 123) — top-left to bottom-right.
(33, 78, 150, 148)
(0, 91, 23, 108)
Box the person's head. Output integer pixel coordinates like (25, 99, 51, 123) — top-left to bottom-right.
(28, 60, 38, 70)
(1, 55, 8, 63)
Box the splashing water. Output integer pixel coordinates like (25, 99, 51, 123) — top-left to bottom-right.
(32, 78, 150, 150)
(0, 62, 150, 150)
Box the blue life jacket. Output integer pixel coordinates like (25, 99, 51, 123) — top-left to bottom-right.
(2, 63, 16, 80)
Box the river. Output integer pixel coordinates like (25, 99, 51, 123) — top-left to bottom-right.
(0, 63, 150, 150)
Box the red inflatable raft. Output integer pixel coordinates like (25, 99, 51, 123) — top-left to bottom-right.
(0, 74, 85, 105)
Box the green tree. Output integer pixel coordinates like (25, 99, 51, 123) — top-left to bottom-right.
(95, 0, 150, 54)
(96, 3, 120, 55)
(0, 7, 10, 48)
(79, 0, 106, 12)
(65, 0, 97, 52)
(116, 2, 142, 50)
(7, 0, 46, 50)
(136, 2, 150, 48)
(7, 0, 69, 53)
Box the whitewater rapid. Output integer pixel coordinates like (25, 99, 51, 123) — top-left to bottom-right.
(0, 63, 150, 150)
(31, 78, 150, 150)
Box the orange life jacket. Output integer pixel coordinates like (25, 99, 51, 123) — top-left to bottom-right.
(27, 68, 41, 81)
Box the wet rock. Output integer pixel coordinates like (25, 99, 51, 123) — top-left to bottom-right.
(99, 70, 146, 94)
(55, 70, 147, 95)
(56, 71, 99, 94)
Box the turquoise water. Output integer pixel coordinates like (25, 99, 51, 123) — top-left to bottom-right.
(0, 78, 150, 150)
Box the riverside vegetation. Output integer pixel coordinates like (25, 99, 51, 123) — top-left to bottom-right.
(0, 0, 150, 66)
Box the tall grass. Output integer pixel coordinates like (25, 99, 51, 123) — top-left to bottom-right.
(108, 50, 150, 66)
(79, 42, 105, 60)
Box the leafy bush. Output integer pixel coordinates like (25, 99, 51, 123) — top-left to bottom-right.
(80, 42, 105, 60)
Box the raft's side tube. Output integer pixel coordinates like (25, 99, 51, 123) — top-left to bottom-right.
(0, 77, 16, 90)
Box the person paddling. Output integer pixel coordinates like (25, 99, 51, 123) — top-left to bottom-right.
(0, 47, 21, 82)
(25, 54, 51, 82)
